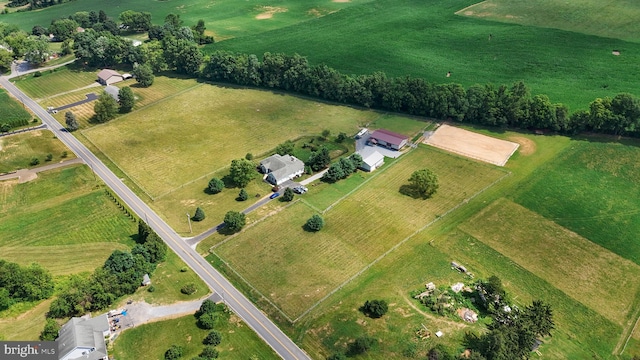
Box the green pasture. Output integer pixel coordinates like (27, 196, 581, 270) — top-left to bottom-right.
(126, 251, 210, 305)
(0, 165, 136, 275)
(460, 198, 640, 326)
(83, 83, 376, 197)
(0, 0, 368, 39)
(150, 169, 272, 237)
(214, 146, 506, 318)
(459, 0, 640, 43)
(211, 0, 640, 111)
(0, 88, 31, 127)
(11, 66, 98, 99)
(0, 299, 52, 341)
(0, 130, 75, 173)
(513, 139, 640, 265)
(112, 313, 279, 360)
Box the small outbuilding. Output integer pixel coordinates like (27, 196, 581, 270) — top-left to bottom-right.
(358, 147, 385, 172)
(142, 274, 151, 286)
(97, 69, 124, 85)
(259, 154, 305, 185)
(368, 129, 409, 150)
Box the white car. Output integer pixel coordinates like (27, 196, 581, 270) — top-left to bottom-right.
(293, 186, 308, 194)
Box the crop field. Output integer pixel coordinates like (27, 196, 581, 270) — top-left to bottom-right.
(460, 198, 640, 326)
(83, 83, 377, 197)
(458, 0, 640, 43)
(0, 88, 31, 126)
(430, 230, 622, 359)
(0, 0, 369, 38)
(0, 165, 136, 275)
(0, 130, 76, 173)
(212, 0, 640, 111)
(513, 139, 640, 265)
(214, 146, 507, 318)
(112, 313, 278, 360)
(11, 66, 98, 99)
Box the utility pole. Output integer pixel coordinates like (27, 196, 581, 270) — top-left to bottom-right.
(186, 212, 192, 233)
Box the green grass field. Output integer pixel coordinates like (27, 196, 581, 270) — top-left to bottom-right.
(0, 88, 31, 128)
(214, 146, 507, 318)
(11, 66, 98, 99)
(83, 83, 377, 197)
(460, 198, 640, 326)
(112, 313, 279, 360)
(0, 130, 76, 173)
(0, 0, 368, 39)
(513, 139, 640, 265)
(210, 0, 640, 111)
(0, 165, 136, 275)
(459, 0, 640, 43)
(0, 299, 52, 341)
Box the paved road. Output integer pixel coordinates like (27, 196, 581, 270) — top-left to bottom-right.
(0, 76, 311, 360)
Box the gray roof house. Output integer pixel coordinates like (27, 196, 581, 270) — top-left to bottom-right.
(104, 85, 119, 101)
(97, 69, 123, 85)
(259, 154, 305, 185)
(58, 315, 109, 360)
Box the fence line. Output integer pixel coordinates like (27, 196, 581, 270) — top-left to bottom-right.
(293, 170, 512, 322)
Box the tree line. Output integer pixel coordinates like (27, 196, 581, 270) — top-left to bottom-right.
(46, 220, 166, 319)
(200, 51, 640, 137)
(0, 260, 54, 311)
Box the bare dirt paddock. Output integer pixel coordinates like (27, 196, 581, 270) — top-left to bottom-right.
(424, 124, 519, 166)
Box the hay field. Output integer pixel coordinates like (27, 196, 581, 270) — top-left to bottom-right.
(83, 84, 377, 197)
(458, 0, 640, 43)
(514, 139, 640, 265)
(460, 198, 640, 326)
(0, 165, 136, 275)
(0, 130, 76, 173)
(215, 146, 507, 318)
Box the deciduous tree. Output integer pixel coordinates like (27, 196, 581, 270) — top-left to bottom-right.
(408, 168, 439, 198)
(118, 86, 134, 113)
(203, 330, 221, 346)
(40, 319, 59, 341)
(65, 111, 79, 131)
(229, 158, 256, 188)
(361, 299, 388, 318)
(94, 91, 119, 123)
(132, 63, 154, 87)
(305, 214, 324, 232)
(223, 211, 246, 233)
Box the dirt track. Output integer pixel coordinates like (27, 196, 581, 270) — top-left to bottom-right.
(424, 124, 519, 166)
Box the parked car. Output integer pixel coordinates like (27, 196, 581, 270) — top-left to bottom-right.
(270, 192, 280, 199)
(293, 186, 308, 194)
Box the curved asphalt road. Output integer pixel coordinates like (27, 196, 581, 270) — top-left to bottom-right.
(0, 76, 311, 360)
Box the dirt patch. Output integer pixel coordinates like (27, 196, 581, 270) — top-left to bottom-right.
(508, 136, 536, 156)
(255, 6, 288, 20)
(424, 124, 519, 166)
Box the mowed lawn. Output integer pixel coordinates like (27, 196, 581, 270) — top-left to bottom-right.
(0, 130, 76, 173)
(459, 0, 640, 43)
(11, 67, 98, 99)
(0, 165, 136, 275)
(513, 139, 640, 265)
(215, 146, 507, 318)
(460, 198, 640, 326)
(112, 313, 278, 360)
(43, 75, 200, 129)
(84, 84, 377, 197)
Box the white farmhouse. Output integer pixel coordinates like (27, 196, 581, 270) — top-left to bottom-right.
(259, 154, 305, 185)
